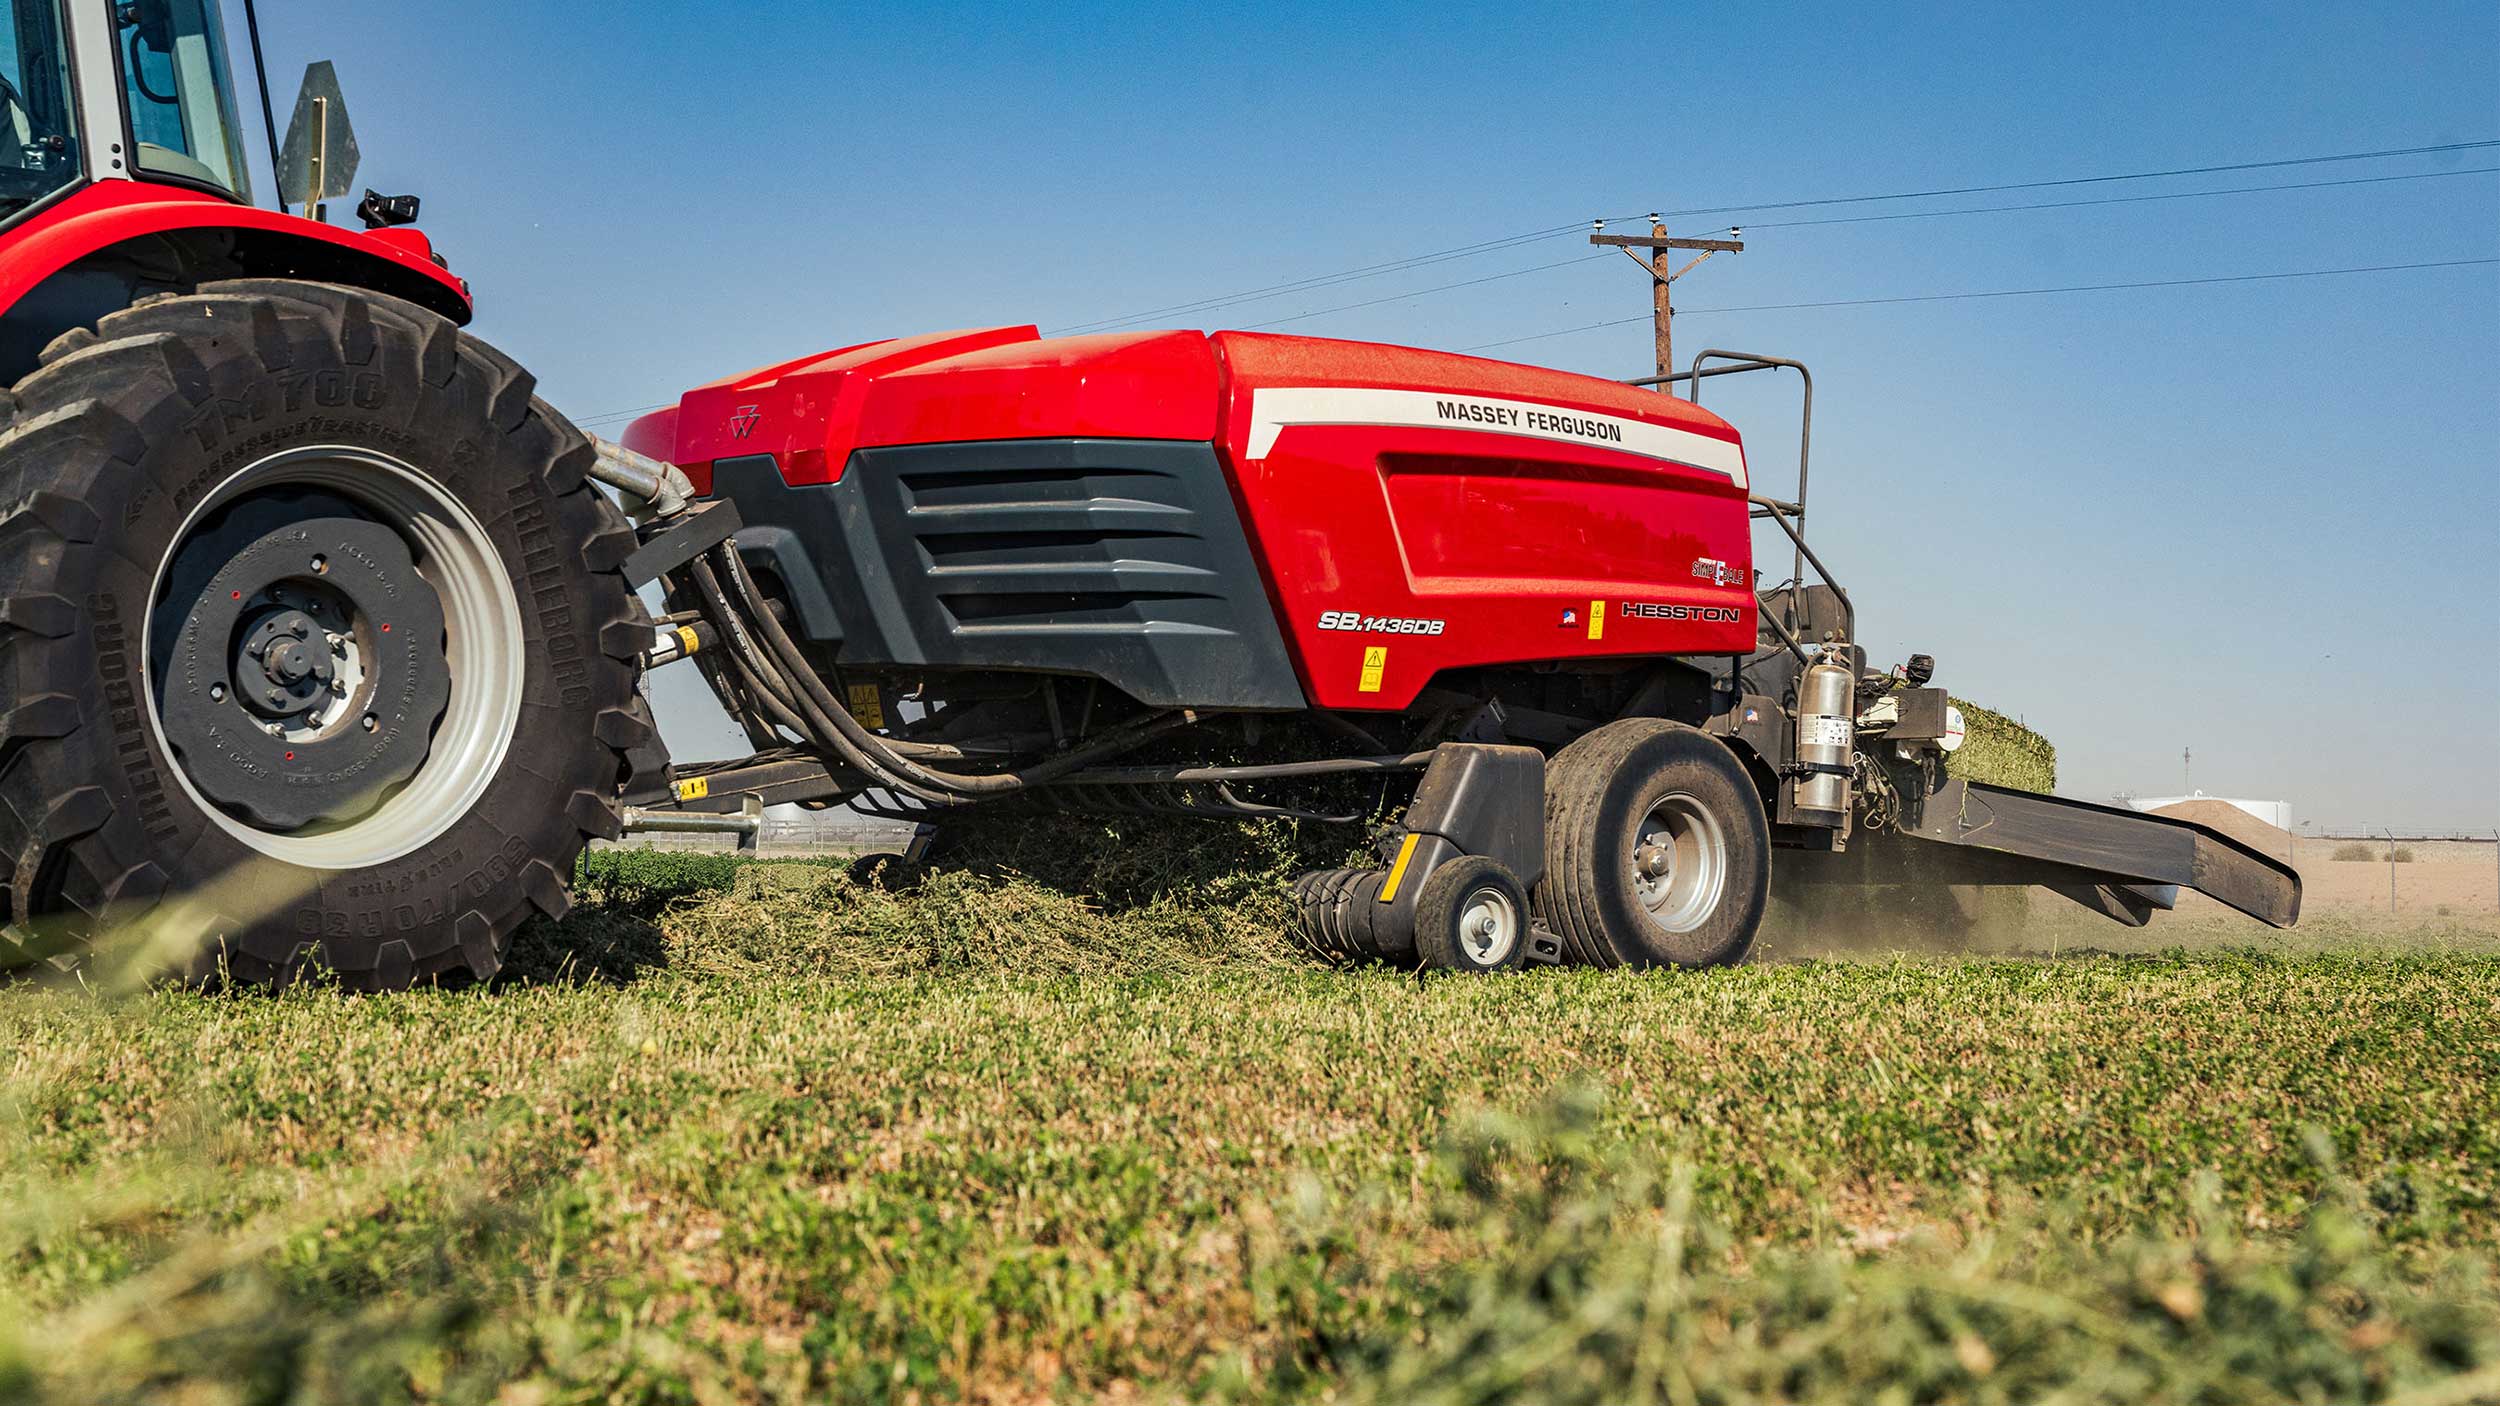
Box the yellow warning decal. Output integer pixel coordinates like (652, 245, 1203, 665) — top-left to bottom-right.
(1358, 645, 1388, 693)
(846, 683, 886, 728)
(674, 625, 700, 656)
(675, 775, 710, 801)
(1378, 832, 1422, 903)
(1587, 599, 1606, 641)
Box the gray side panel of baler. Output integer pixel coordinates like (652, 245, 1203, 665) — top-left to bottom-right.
(708, 441, 1305, 711)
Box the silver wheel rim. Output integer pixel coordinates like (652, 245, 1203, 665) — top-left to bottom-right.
(1630, 791, 1729, 933)
(142, 446, 526, 870)
(1456, 884, 1519, 966)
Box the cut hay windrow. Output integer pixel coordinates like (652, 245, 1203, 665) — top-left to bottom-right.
(568, 701, 2062, 981)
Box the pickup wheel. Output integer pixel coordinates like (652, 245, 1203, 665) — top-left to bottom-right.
(0, 279, 650, 988)
(1535, 719, 1769, 968)
(1412, 855, 1528, 973)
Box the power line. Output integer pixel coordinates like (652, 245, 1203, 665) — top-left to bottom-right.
(1740, 164, 2499, 231)
(1457, 257, 2500, 352)
(581, 251, 2496, 422)
(1238, 254, 1612, 331)
(1222, 167, 2498, 336)
(1048, 222, 1590, 335)
(1652, 138, 2500, 220)
(572, 401, 674, 428)
(578, 154, 2500, 421)
(1050, 139, 2498, 336)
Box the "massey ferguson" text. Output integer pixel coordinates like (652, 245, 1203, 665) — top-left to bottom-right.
(1434, 399, 1625, 445)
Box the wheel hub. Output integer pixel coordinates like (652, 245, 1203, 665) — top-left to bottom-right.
(1457, 887, 1518, 964)
(155, 510, 449, 831)
(234, 605, 338, 717)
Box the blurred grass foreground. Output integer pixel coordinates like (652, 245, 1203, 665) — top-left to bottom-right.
(0, 842, 2494, 1404)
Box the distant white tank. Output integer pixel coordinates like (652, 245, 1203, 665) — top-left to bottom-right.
(2127, 792, 2292, 832)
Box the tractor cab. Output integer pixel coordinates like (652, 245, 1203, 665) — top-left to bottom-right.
(0, 0, 469, 381)
(0, 0, 251, 215)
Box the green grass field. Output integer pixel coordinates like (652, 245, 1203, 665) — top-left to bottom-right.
(3, 848, 2496, 1404)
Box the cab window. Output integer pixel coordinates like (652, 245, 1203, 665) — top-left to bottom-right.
(0, 0, 78, 213)
(121, 0, 251, 199)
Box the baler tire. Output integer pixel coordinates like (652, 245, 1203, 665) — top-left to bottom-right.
(1412, 855, 1528, 974)
(1534, 719, 1769, 969)
(0, 279, 649, 989)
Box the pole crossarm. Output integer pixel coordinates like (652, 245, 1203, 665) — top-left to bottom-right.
(1589, 234, 1746, 254)
(1590, 224, 1744, 382)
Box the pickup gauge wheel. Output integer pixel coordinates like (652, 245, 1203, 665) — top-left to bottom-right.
(1412, 855, 1528, 974)
(1535, 719, 1770, 968)
(0, 280, 650, 988)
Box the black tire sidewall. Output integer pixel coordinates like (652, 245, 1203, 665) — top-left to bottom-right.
(1575, 728, 1770, 968)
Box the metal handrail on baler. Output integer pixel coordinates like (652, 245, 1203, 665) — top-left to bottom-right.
(1625, 350, 1848, 647)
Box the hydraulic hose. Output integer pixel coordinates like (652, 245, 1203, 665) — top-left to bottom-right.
(709, 542, 1195, 800)
(718, 546, 1033, 797)
(704, 548, 978, 804)
(686, 552, 956, 804)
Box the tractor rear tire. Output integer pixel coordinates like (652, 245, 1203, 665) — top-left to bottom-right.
(1534, 719, 1769, 968)
(0, 279, 650, 988)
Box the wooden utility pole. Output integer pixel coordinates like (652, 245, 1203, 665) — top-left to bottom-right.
(1590, 220, 1744, 381)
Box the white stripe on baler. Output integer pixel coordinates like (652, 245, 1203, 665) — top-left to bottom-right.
(1242, 386, 1747, 489)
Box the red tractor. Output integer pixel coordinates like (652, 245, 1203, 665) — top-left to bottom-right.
(0, 1, 650, 984)
(0, 4, 2298, 988)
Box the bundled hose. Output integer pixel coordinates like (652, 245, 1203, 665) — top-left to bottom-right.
(673, 538, 1194, 805)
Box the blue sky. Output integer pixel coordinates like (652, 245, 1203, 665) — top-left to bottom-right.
(244, 1, 2497, 830)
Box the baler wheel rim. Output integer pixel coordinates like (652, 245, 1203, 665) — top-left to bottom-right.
(1454, 883, 1521, 966)
(1630, 791, 1730, 934)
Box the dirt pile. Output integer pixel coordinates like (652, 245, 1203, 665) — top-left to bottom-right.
(2151, 799, 2299, 868)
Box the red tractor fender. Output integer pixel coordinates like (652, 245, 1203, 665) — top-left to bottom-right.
(0, 181, 473, 330)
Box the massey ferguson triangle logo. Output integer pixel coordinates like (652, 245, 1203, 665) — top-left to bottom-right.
(728, 404, 762, 438)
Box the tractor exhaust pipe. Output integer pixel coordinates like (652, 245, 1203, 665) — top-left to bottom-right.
(587, 436, 697, 520)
